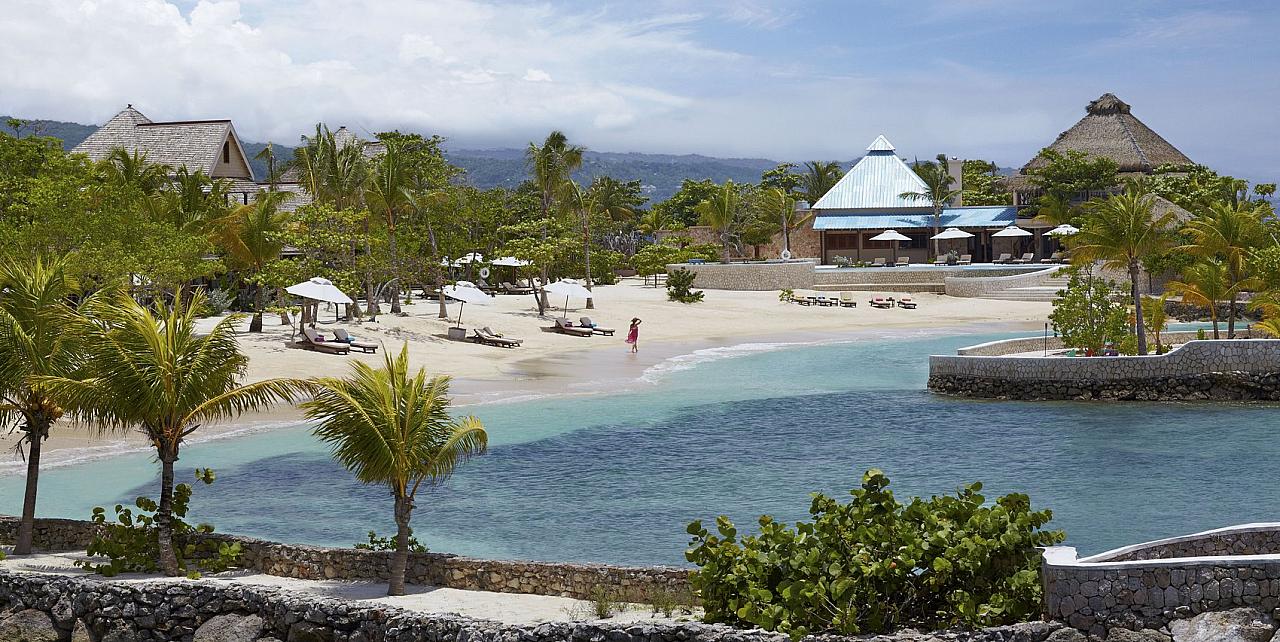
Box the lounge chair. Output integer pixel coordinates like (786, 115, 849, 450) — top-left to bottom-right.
(579, 317, 616, 336)
(793, 296, 812, 306)
(1040, 252, 1063, 264)
(868, 297, 893, 309)
(992, 253, 1012, 264)
(1011, 253, 1035, 264)
(501, 281, 533, 295)
(333, 328, 378, 353)
(471, 328, 522, 348)
(897, 296, 917, 309)
(551, 317, 593, 337)
(958, 254, 972, 265)
(933, 256, 947, 266)
(838, 292, 857, 308)
(299, 327, 349, 355)
(895, 256, 910, 267)
(870, 257, 887, 267)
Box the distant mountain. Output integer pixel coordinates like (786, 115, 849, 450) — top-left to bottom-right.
(1, 117, 96, 148)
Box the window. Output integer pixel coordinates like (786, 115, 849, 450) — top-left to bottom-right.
(222, 141, 230, 164)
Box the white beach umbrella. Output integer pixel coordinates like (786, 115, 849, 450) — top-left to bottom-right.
(1047, 224, 1080, 237)
(456, 252, 486, 264)
(991, 225, 1033, 238)
(544, 278, 594, 314)
(869, 229, 912, 261)
(931, 227, 974, 240)
(492, 256, 531, 267)
(442, 283, 491, 327)
(286, 277, 354, 305)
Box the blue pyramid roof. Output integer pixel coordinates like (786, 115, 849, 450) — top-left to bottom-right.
(812, 136, 929, 210)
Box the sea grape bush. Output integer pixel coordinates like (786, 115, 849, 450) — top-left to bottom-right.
(76, 469, 242, 578)
(355, 529, 428, 553)
(685, 469, 1064, 638)
(666, 268, 704, 303)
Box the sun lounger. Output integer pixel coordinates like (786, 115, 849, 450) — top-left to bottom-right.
(552, 317, 594, 337)
(870, 257, 886, 267)
(895, 256, 910, 267)
(1011, 252, 1035, 264)
(333, 328, 378, 353)
(958, 254, 972, 265)
(471, 328, 522, 348)
(992, 253, 1012, 264)
(579, 317, 616, 336)
(793, 296, 812, 306)
(299, 327, 349, 355)
(933, 256, 947, 266)
(839, 292, 857, 307)
(897, 296, 917, 309)
(500, 281, 533, 295)
(868, 297, 893, 309)
(1040, 252, 1063, 264)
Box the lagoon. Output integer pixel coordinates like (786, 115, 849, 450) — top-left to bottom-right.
(3, 329, 1277, 567)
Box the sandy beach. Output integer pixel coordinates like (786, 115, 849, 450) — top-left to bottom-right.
(0, 279, 1052, 471)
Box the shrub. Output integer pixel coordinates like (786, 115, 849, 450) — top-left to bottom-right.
(685, 469, 1063, 639)
(778, 288, 794, 303)
(1049, 266, 1128, 354)
(666, 268, 704, 303)
(77, 468, 241, 578)
(199, 289, 236, 317)
(355, 529, 428, 553)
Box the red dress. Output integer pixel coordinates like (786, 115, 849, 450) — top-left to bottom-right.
(625, 325, 639, 344)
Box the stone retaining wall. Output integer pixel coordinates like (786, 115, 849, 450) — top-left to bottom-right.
(953, 333, 1200, 357)
(0, 516, 686, 603)
(1042, 523, 1280, 637)
(668, 261, 817, 290)
(943, 266, 1062, 298)
(0, 570, 1064, 642)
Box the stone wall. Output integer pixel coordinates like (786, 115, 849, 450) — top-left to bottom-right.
(667, 261, 817, 290)
(942, 266, 1063, 298)
(954, 332, 1202, 357)
(0, 516, 686, 603)
(0, 570, 1065, 642)
(1042, 524, 1280, 637)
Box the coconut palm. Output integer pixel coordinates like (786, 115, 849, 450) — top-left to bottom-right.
(101, 148, 170, 198)
(367, 138, 412, 314)
(756, 187, 809, 256)
(302, 345, 487, 596)
(799, 161, 843, 205)
(0, 256, 84, 555)
(212, 190, 292, 332)
(1142, 294, 1169, 353)
(1179, 201, 1265, 337)
(1070, 182, 1176, 354)
(696, 181, 744, 264)
(255, 142, 283, 191)
(1166, 259, 1233, 340)
(526, 131, 585, 313)
(900, 155, 961, 259)
(37, 291, 303, 575)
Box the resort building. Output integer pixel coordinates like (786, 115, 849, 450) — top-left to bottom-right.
(71, 105, 260, 204)
(808, 135, 1017, 265)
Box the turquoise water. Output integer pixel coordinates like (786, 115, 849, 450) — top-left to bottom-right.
(4, 329, 1278, 566)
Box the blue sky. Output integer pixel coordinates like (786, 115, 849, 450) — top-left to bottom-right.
(3, 0, 1278, 182)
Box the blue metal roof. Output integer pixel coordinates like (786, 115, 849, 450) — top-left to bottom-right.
(812, 207, 1017, 231)
(811, 135, 929, 210)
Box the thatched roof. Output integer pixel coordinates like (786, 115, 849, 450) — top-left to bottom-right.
(71, 106, 254, 179)
(1020, 93, 1193, 175)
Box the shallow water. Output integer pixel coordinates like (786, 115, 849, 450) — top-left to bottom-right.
(4, 328, 1277, 567)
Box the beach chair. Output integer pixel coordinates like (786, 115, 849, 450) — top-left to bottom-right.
(896, 296, 917, 309)
(333, 328, 378, 353)
(839, 292, 857, 307)
(958, 254, 972, 265)
(552, 317, 594, 337)
(482, 327, 523, 346)
(868, 297, 893, 309)
(299, 327, 349, 355)
(992, 253, 1012, 264)
(895, 256, 910, 267)
(500, 281, 533, 295)
(1040, 252, 1063, 264)
(870, 257, 887, 267)
(579, 317, 616, 336)
(793, 295, 812, 306)
(471, 328, 522, 348)
(1011, 253, 1035, 264)
(933, 256, 948, 266)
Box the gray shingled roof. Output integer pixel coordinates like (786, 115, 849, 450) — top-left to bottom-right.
(71, 106, 254, 179)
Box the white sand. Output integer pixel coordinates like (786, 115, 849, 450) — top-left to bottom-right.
(2, 553, 698, 626)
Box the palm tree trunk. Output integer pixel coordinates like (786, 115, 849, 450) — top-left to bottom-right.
(1227, 293, 1238, 338)
(932, 206, 941, 259)
(1130, 261, 1148, 355)
(15, 419, 47, 556)
(436, 273, 448, 319)
(721, 240, 730, 264)
(1212, 310, 1220, 340)
(388, 494, 413, 596)
(156, 451, 180, 576)
(389, 229, 402, 315)
(583, 212, 594, 310)
(250, 283, 264, 333)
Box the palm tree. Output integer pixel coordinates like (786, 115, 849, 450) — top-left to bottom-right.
(0, 256, 83, 555)
(695, 181, 743, 264)
(102, 148, 170, 198)
(1070, 182, 1176, 355)
(559, 180, 627, 309)
(1179, 201, 1265, 337)
(303, 345, 487, 596)
(213, 190, 292, 332)
(367, 138, 412, 314)
(37, 291, 302, 575)
(757, 187, 808, 257)
(899, 155, 960, 259)
(255, 143, 282, 191)
(1142, 294, 1169, 353)
(526, 131, 585, 313)
(799, 161, 843, 205)
(1166, 259, 1233, 339)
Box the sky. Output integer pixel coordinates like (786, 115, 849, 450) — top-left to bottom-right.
(3, 0, 1279, 182)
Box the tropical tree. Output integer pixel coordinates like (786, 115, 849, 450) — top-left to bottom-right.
(1070, 182, 1176, 355)
(1179, 201, 1265, 337)
(1166, 259, 1233, 339)
(366, 137, 412, 314)
(1142, 294, 1170, 353)
(695, 181, 745, 263)
(37, 291, 302, 575)
(799, 161, 843, 205)
(900, 155, 961, 258)
(526, 131, 584, 313)
(212, 190, 292, 332)
(303, 345, 487, 596)
(559, 180, 630, 309)
(101, 148, 170, 199)
(756, 187, 809, 257)
(0, 256, 83, 555)
(255, 143, 283, 191)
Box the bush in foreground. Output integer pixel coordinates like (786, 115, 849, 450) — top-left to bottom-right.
(685, 469, 1064, 638)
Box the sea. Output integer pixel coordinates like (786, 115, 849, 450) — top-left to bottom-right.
(2, 328, 1277, 567)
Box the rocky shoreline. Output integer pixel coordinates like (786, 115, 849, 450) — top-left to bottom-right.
(927, 372, 1280, 402)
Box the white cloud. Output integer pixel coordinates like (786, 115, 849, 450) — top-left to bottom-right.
(522, 69, 552, 83)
